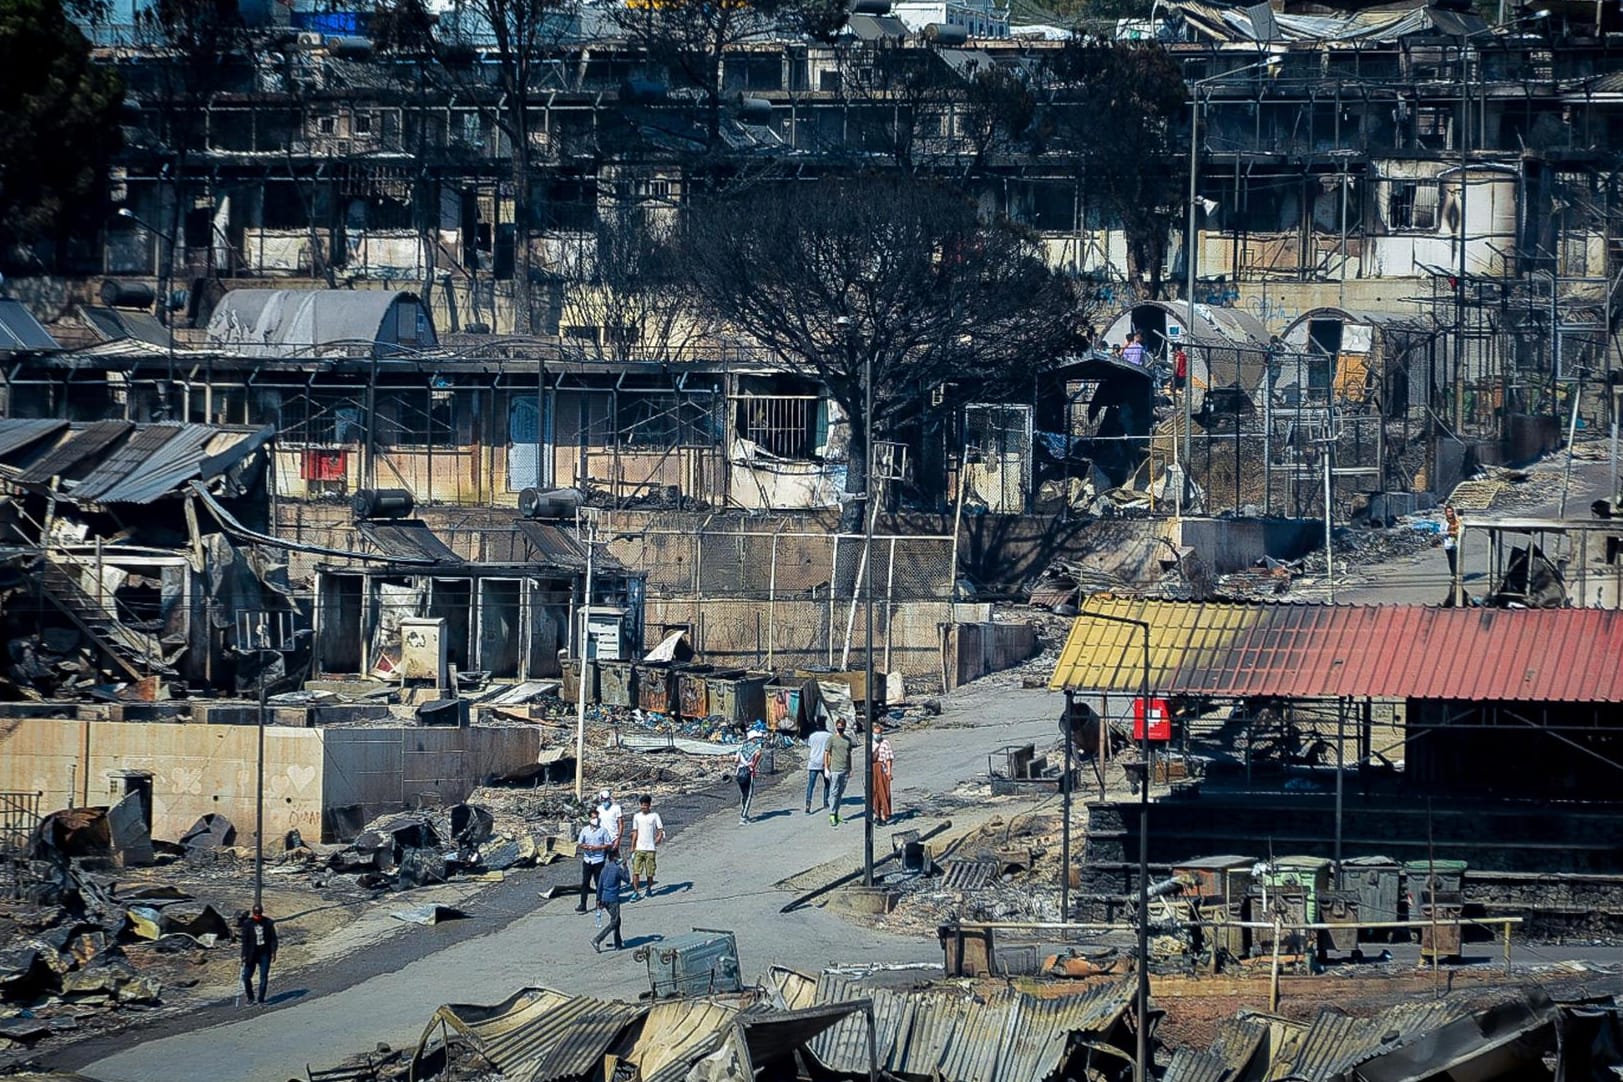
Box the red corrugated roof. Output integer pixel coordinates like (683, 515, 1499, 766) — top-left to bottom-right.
(1050, 601, 1623, 703)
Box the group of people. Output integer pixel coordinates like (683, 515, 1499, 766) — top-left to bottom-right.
(1108, 331, 1188, 393)
(574, 788, 666, 952)
(801, 718, 895, 826)
(576, 717, 899, 953)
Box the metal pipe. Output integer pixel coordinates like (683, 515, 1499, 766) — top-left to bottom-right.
(255, 642, 267, 910)
(1185, 91, 1200, 479)
(1062, 692, 1074, 920)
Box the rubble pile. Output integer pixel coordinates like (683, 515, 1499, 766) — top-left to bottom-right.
(0, 859, 195, 1051)
(875, 812, 1072, 936)
(318, 804, 570, 892)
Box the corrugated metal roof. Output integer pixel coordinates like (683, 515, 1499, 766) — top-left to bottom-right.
(425, 987, 644, 1080)
(15, 421, 133, 484)
(616, 999, 742, 1082)
(1049, 599, 1623, 704)
(1265, 1001, 1468, 1082)
(70, 425, 190, 503)
(71, 424, 269, 506)
(0, 419, 68, 459)
(522, 997, 644, 1082)
(803, 975, 1134, 1082)
(0, 299, 61, 352)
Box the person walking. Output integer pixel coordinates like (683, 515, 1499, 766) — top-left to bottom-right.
(629, 794, 664, 899)
(735, 737, 763, 823)
(574, 810, 613, 913)
(872, 724, 895, 826)
(592, 848, 630, 952)
(825, 718, 857, 827)
(597, 789, 624, 850)
(804, 724, 832, 814)
(237, 904, 278, 1006)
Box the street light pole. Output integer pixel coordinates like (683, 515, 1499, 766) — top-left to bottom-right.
(862, 345, 876, 888)
(1071, 607, 1154, 1082)
(574, 510, 596, 800)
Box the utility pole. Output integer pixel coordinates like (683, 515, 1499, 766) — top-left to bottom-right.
(862, 344, 876, 888)
(574, 509, 597, 800)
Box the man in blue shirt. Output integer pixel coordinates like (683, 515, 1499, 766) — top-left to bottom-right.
(593, 848, 630, 952)
(575, 811, 612, 913)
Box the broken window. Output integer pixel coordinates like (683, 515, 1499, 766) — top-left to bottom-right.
(1388, 180, 1439, 231)
(735, 396, 821, 459)
(618, 392, 718, 448)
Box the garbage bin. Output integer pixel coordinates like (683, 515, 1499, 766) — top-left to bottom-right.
(1342, 856, 1402, 929)
(1404, 859, 1467, 906)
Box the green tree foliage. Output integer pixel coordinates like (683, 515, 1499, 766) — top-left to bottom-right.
(0, 0, 123, 271)
(1046, 41, 1185, 297)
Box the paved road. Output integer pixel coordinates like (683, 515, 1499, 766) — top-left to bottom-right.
(77, 680, 1064, 1082)
(1342, 456, 1615, 605)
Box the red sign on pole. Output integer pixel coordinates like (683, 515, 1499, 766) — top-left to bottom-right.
(1132, 698, 1173, 742)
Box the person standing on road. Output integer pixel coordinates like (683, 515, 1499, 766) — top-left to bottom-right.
(593, 848, 630, 952)
(629, 794, 664, 899)
(238, 904, 278, 1006)
(735, 738, 763, 823)
(825, 718, 857, 827)
(597, 789, 624, 850)
(575, 811, 613, 913)
(872, 724, 895, 826)
(1443, 504, 1460, 580)
(804, 725, 832, 814)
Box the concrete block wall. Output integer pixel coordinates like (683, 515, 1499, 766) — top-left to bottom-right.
(0, 717, 540, 845)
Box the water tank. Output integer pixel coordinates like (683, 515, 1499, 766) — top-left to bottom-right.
(100, 280, 156, 310)
(325, 35, 373, 58)
(851, 0, 893, 13)
(351, 488, 415, 520)
(737, 97, 773, 123)
(925, 23, 969, 44)
(518, 486, 585, 520)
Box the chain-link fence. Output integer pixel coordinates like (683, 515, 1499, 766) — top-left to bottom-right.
(599, 517, 957, 679)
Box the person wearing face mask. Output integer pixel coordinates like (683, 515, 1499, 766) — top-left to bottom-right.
(574, 810, 613, 913)
(597, 789, 624, 849)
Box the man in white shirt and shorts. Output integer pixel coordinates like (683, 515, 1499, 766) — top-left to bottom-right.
(629, 794, 665, 900)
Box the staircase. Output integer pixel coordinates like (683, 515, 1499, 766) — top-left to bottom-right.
(38, 557, 176, 682)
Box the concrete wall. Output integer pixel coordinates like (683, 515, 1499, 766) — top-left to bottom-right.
(942, 622, 1038, 690)
(0, 716, 327, 844)
(642, 597, 985, 687)
(1176, 517, 1321, 574)
(321, 724, 541, 828)
(0, 717, 539, 845)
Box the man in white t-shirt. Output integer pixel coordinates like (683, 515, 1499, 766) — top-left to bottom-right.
(804, 726, 832, 814)
(628, 794, 665, 899)
(597, 789, 624, 850)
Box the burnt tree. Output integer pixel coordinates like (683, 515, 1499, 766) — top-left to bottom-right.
(1045, 41, 1185, 298)
(683, 174, 1092, 522)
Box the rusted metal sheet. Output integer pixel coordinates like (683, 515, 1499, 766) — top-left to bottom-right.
(799, 974, 1135, 1082)
(1050, 599, 1623, 704)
